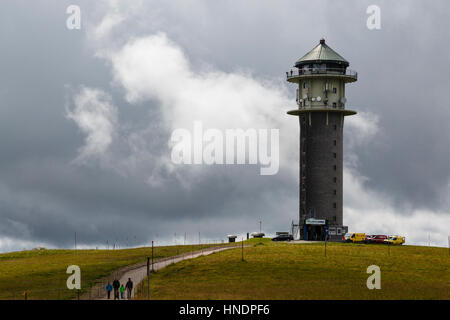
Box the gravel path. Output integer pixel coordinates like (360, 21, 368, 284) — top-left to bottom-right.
(90, 246, 237, 300)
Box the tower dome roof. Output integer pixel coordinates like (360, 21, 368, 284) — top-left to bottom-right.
(294, 39, 349, 68)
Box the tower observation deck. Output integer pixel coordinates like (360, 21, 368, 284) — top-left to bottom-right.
(286, 39, 357, 241)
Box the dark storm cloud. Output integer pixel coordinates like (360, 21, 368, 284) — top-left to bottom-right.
(0, 156, 297, 247)
(332, 1, 450, 211)
(1, 0, 449, 251)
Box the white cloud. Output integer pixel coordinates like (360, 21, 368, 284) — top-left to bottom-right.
(109, 33, 293, 131)
(90, 0, 144, 41)
(66, 87, 117, 162)
(344, 111, 380, 169)
(110, 33, 191, 106)
(0, 236, 52, 253)
(93, 12, 125, 40)
(107, 33, 297, 177)
(345, 111, 379, 147)
(344, 167, 450, 247)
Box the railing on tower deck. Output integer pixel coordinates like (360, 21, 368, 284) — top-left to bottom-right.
(296, 104, 346, 110)
(286, 68, 358, 80)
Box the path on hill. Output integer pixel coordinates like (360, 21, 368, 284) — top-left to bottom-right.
(289, 240, 317, 244)
(84, 246, 238, 300)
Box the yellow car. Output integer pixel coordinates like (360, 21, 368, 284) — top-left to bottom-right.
(384, 235, 405, 245)
(347, 233, 366, 243)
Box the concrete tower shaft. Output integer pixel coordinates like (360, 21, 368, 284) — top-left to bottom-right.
(286, 39, 357, 241)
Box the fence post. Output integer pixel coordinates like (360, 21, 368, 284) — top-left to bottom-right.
(151, 241, 154, 273)
(447, 240, 450, 255)
(241, 237, 244, 261)
(147, 257, 150, 300)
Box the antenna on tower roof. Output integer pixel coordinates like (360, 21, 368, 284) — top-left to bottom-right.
(320, 38, 325, 44)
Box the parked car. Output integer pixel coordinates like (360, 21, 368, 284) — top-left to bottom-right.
(384, 235, 405, 245)
(271, 234, 293, 241)
(251, 232, 265, 238)
(367, 235, 388, 244)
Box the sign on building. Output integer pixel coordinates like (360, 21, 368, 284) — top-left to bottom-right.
(305, 218, 326, 225)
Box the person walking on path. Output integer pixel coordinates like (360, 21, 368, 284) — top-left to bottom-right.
(120, 284, 125, 299)
(105, 282, 112, 300)
(125, 278, 133, 299)
(112, 279, 120, 300)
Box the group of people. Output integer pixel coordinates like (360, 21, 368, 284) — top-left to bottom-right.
(105, 278, 133, 300)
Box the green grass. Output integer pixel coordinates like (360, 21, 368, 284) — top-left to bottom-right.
(135, 239, 450, 300)
(0, 243, 220, 300)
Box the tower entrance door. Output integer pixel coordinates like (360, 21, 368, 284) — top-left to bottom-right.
(306, 225, 325, 241)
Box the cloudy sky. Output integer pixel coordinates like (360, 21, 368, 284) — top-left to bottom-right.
(0, 0, 449, 252)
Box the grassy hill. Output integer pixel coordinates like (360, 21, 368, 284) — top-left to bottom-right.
(134, 238, 450, 300)
(0, 244, 216, 300)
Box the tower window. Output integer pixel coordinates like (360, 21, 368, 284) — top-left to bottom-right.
(333, 189, 337, 195)
(333, 203, 337, 209)
(333, 153, 337, 158)
(334, 124, 337, 130)
(332, 102, 337, 108)
(303, 82, 307, 89)
(333, 177, 337, 183)
(333, 215, 337, 221)
(333, 88, 337, 94)
(333, 165, 337, 171)
(334, 140, 337, 146)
